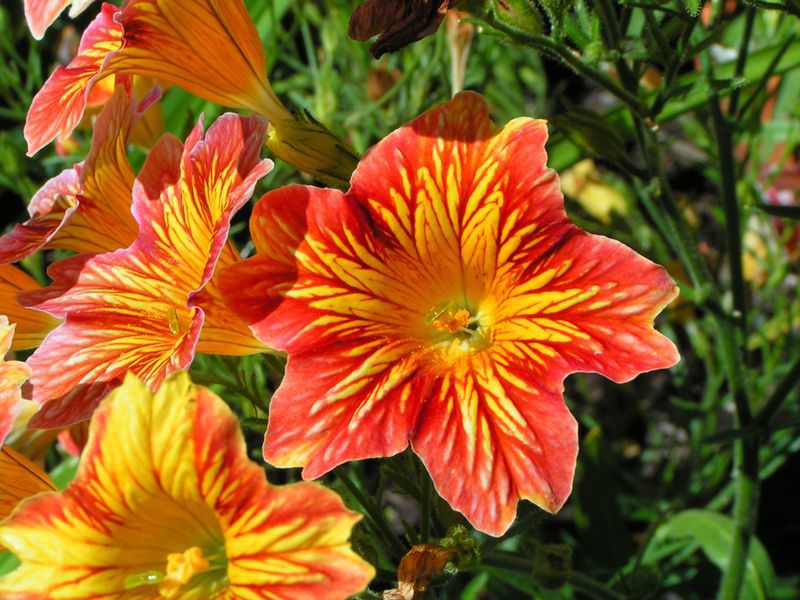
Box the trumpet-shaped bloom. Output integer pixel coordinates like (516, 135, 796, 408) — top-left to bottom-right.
(24, 0, 96, 39)
(22, 114, 272, 429)
(25, 0, 358, 186)
(0, 317, 32, 447)
(221, 92, 680, 535)
(25, 1, 287, 156)
(0, 267, 60, 352)
(0, 82, 145, 265)
(0, 372, 375, 599)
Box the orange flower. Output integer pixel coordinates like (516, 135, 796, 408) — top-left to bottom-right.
(221, 93, 680, 535)
(0, 372, 375, 598)
(25, 0, 357, 186)
(22, 113, 272, 429)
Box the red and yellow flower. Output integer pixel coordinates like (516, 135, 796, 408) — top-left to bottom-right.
(221, 92, 680, 535)
(25, 0, 357, 186)
(0, 81, 148, 265)
(22, 113, 272, 429)
(0, 372, 375, 598)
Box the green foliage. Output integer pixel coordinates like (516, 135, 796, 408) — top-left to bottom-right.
(644, 510, 776, 600)
(1, 1, 800, 598)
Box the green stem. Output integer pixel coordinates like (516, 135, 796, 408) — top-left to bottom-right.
(738, 33, 797, 120)
(706, 57, 759, 600)
(569, 572, 628, 600)
(728, 7, 756, 117)
(719, 439, 760, 600)
(709, 98, 749, 348)
(481, 554, 625, 600)
(753, 356, 800, 427)
(419, 472, 432, 544)
(480, 13, 647, 119)
(336, 468, 407, 557)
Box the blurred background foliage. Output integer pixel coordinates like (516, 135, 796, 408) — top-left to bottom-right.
(1, 0, 800, 598)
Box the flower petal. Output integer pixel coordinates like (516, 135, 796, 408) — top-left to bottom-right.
(25, 114, 272, 428)
(492, 229, 680, 384)
(0, 447, 55, 531)
(25, 3, 124, 155)
(0, 265, 60, 352)
(411, 355, 578, 535)
(0, 169, 81, 264)
(0, 317, 32, 448)
(194, 245, 270, 356)
(25, 0, 286, 155)
(0, 372, 373, 599)
(23, 0, 72, 39)
(349, 0, 451, 58)
(3, 83, 144, 265)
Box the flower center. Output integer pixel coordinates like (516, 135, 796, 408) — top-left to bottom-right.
(159, 546, 210, 598)
(424, 300, 488, 350)
(124, 545, 229, 598)
(432, 308, 471, 334)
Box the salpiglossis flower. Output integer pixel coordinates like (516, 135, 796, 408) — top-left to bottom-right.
(21, 113, 272, 429)
(24, 0, 357, 186)
(221, 92, 680, 535)
(0, 372, 375, 599)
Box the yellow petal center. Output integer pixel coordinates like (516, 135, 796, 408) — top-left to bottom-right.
(425, 300, 491, 354)
(158, 546, 210, 598)
(431, 308, 471, 334)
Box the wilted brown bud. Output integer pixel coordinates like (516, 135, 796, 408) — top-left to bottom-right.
(381, 544, 454, 600)
(350, 0, 455, 58)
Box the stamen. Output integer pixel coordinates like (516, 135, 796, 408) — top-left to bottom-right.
(432, 308, 471, 333)
(158, 546, 210, 598)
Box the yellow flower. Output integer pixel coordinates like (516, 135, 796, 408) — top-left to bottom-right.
(0, 372, 375, 599)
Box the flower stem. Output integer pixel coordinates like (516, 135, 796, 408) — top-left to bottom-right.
(753, 356, 800, 427)
(478, 13, 647, 119)
(336, 468, 407, 557)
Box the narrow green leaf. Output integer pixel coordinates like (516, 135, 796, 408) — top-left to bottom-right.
(644, 510, 776, 600)
(754, 203, 800, 219)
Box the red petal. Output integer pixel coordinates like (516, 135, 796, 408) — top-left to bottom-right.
(25, 3, 123, 155)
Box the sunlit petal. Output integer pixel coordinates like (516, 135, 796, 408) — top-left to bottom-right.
(0, 372, 374, 599)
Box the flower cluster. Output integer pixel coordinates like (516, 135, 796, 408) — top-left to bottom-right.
(1, 0, 680, 596)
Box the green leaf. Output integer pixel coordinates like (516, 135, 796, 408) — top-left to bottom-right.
(644, 510, 776, 599)
(480, 566, 537, 597)
(754, 203, 800, 220)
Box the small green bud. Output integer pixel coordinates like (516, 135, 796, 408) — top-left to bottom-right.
(532, 543, 572, 590)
